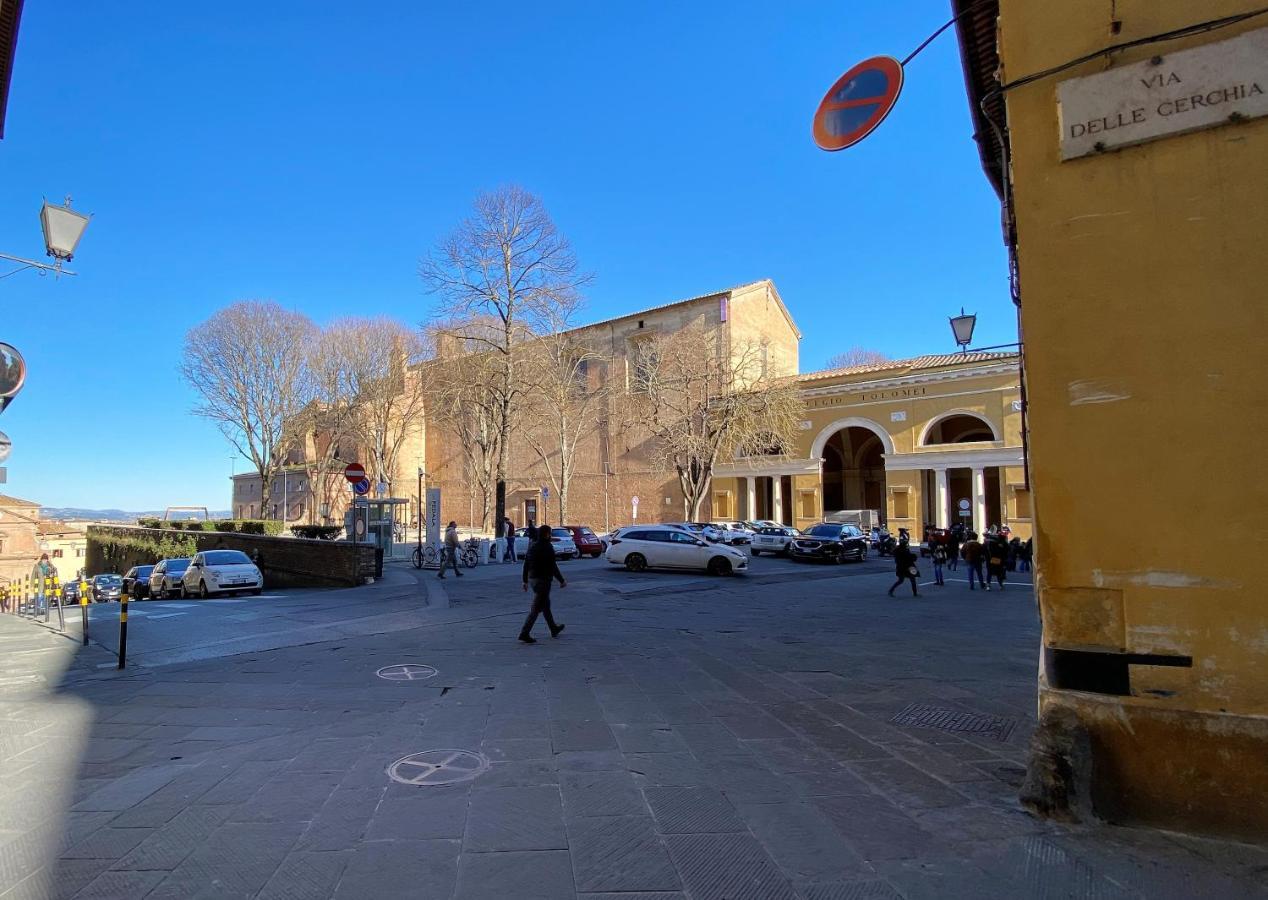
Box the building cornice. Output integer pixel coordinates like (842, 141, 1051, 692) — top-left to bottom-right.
(799, 362, 1020, 399)
(883, 446, 1024, 471)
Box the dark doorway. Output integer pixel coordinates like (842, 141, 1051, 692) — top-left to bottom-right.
(821, 427, 886, 520)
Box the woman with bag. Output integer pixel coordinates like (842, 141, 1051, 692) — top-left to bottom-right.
(986, 533, 1008, 591)
(888, 538, 920, 598)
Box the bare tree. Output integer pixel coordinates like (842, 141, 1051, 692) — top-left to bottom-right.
(625, 324, 804, 520)
(420, 186, 590, 536)
(423, 330, 503, 530)
(825, 347, 890, 370)
(295, 323, 365, 523)
(519, 314, 610, 523)
(180, 301, 316, 516)
(332, 318, 428, 495)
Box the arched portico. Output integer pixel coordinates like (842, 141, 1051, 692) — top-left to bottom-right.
(809, 417, 895, 459)
(812, 417, 894, 520)
(919, 410, 999, 445)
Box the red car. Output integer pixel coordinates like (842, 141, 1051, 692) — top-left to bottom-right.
(563, 525, 604, 558)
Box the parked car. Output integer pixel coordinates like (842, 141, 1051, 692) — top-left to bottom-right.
(122, 565, 155, 600)
(60, 581, 81, 605)
(562, 525, 604, 558)
(605, 526, 749, 576)
(148, 558, 192, 599)
(89, 573, 123, 603)
(711, 522, 755, 545)
(513, 527, 579, 560)
(750, 525, 801, 556)
(665, 522, 725, 543)
(181, 550, 263, 599)
(789, 523, 869, 564)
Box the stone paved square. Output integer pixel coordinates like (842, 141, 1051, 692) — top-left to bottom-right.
(1, 558, 1265, 898)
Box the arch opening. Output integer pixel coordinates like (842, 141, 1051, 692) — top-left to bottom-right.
(821, 427, 886, 518)
(922, 413, 996, 445)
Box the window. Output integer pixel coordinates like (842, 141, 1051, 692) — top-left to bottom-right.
(76, 548, 85, 557)
(670, 532, 698, 544)
(713, 492, 732, 519)
(892, 490, 910, 519)
(205, 550, 252, 565)
(52, 549, 63, 558)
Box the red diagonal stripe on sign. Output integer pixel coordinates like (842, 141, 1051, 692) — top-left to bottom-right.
(822, 96, 886, 112)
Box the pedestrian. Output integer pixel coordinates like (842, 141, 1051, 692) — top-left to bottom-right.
(947, 528, 961, 571)
(1020, 537, 1033, 572)
(1007, 536, 1022, 572)
(438, 521, 463, 579)
(986, 533, 1008, 591)
(31, 553, 55, 615)
(931, 542, 947, 586)
(887, 538, 920, 598)
(520, 525, 566, 643)
(503, 516, 517, 563)
(962, 532, 986, 591)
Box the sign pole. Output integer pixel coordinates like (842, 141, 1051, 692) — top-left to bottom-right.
(80, 588, 89, 645)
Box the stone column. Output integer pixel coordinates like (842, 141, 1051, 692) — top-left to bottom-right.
(772, 476, 784, 525)
(971, 467, 986, 535)
(734, 477, 748, 520)
(745, 478, 757, 523)
(935, 468, 949, 529)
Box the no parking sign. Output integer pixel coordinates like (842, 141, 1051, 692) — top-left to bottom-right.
(812, 56, 904, 151)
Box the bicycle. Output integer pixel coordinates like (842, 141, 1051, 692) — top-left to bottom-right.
(459, 538, 479, 569)
(411, 545, 439, 569)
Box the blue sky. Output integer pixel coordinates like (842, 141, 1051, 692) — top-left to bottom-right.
(1, 2, 1010, 510)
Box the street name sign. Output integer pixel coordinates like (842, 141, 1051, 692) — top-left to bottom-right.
(1058, 27, 1268, 160)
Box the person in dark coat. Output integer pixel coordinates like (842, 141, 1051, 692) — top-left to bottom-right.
(962, 532, 986, 590)
(1020, 537, 1033, 572)
(520, 525, 566, 643)
(986, 533, 1008, 591)
(887, 538, 920, 598)
(947, 529, 961, 571)
(503, 516, 517, 563)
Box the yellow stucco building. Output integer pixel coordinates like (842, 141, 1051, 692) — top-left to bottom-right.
(956, 0, 1267, 836)
(712, 353, 1028, 539)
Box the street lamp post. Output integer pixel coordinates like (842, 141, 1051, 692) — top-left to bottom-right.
(1, 196, 91, 278)
(949, 308, 977, 352)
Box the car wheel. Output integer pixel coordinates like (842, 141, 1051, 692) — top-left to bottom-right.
(625, 553, 647, 573)
(707, 557, 733, 577)
(198, 581, 210, 599)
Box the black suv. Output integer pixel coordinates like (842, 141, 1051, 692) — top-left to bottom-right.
(789, 523, 869, 563)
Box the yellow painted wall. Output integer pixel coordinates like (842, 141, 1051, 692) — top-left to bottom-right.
(999, 0, 1268, 835)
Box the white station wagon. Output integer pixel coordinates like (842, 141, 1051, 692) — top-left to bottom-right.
(605, 526, 748, 576)
(181, 549, 264, 598)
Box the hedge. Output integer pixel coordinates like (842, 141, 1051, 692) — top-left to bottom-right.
(290, 525, 343, 540)
(134, 518, 285, 536)
(95, 531, 199, 574)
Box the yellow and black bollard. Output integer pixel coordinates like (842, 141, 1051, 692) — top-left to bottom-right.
(51, 575, 64, 631)
(117, 590, 128, 669)
(42, 575, 51, 623)
(80, 583, 90, 646)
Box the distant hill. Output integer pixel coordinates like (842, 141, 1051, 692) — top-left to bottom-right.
(40, 508, 233, 522)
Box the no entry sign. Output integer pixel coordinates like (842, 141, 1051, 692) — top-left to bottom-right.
(813, 56, 904, 151)
(344, 463, 366, 483)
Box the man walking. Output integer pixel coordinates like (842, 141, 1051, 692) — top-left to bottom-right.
(520, 525, 566, 643)
(438, 521, 463, 579)
(32, 553, 55, 615)
(887, 538, 920, 598)
(962, 531, 986, 591)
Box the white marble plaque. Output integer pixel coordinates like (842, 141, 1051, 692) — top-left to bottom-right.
(1057, 27, 1268, 160)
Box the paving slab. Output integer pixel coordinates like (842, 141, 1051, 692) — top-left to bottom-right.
(455, 849, 575, 900)
(567, 815, 681, 894)
(464, 785, 567, 852)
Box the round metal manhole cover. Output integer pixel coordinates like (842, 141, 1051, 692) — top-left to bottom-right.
(387, 749, 490, 786)
(376, 664, 438, 681)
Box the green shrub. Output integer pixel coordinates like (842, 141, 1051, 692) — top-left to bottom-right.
(137, 517, 161, 529)
(290, 525, 342, 540)
(213, 520, 238, 532)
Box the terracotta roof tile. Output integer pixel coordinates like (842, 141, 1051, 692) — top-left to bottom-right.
(798, 351, 1018, 383)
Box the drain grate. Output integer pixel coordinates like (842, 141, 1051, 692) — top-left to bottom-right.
(890, 703, 1016, 742)
(387, 749, 490, 786)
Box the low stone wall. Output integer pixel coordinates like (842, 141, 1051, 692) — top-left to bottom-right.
(86, 525, 376, 590)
